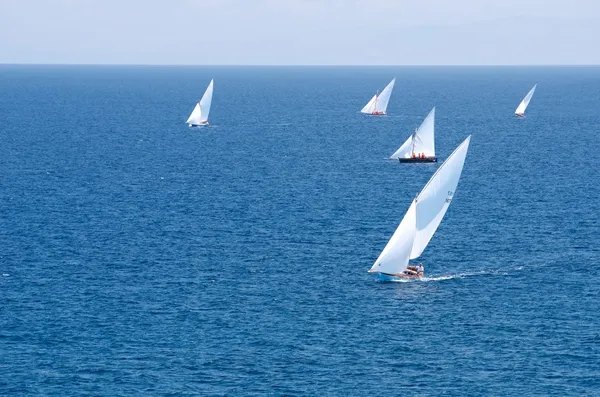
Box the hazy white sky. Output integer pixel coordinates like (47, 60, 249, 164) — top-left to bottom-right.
(1, 0, 599, 65)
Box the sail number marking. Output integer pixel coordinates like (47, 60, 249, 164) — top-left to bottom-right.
(445, 190, 454, 203)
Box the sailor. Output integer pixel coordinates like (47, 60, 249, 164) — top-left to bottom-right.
(417, 263, 424, 274)
(404, 265, 418, 275)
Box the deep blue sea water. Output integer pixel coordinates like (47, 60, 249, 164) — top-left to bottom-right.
(1, 65, 600, 396)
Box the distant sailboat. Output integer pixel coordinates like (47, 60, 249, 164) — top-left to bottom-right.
(515, 84, 537, 118)
(186, 79, 214, 127)
(369, 136, 471, 281)
(360, 78, 395, 115)
(390, 107, 437, 163)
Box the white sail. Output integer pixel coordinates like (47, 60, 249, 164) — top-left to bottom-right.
(390, 107, 436, 159)
(360, 78, 395, 114)
(515, 84, 537, 116)
(412, 107, 436, 157)
(390, 135, 413, 159)
(369, 202, 417, 275)
(371, 136, 471, 275)
(185, 103, 202, 125)
(360, 94, 377, 114)
(186, 79, 213, 125)
(199, 79, 214, 122)
(374, 78, 395, 113)
(409, 136, 471, 259)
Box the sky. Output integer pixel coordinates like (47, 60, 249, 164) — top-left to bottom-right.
(1, 0, 599, 65)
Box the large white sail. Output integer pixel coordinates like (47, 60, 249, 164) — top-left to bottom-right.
(515, 84, 537, 116)
(360, 95, 378, 114)
(186, 79, 214, 125)
(199, 79, 214, 122)
(409, 136, 471, 258)
(374, 78, 395, 114)
(185, 103, 202, 125)
(369, 202, 417, 275)
(390, 135, 413, 159)
(412, 107, 435, 157)
(371, 136, 471, 275)
(390, 107, 436, 159)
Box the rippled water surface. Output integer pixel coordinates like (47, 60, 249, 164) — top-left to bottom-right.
(1, 65, 600, 396)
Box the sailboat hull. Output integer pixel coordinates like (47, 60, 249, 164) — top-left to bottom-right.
(376, 272, 422, 281)
(189, 122, 209, 127)
(514, 114, 525, 118)
(370, 111, 386, 115)
(399, 157, 438, 163)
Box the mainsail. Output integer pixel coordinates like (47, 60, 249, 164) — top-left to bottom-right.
(515, 84, 537, 116)
(360, 95, 378, 114)
(374, 78, 395, 113)
(360, 78, 395, 114)
(186, 79, 214, 125)
(390, 107, 436, 159)
(370, 136, 471, 275)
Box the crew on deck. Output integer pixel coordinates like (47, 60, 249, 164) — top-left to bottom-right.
(404, 262, 424, 276)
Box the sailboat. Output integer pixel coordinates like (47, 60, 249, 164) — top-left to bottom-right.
(369, 136, 471, 281)
(514, 84, 537, 118)
(186, 79, 214, 127)
(360, 78, 396, 115)
(390, 107, 437, 163)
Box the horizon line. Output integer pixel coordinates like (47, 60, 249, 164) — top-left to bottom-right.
(1, 63, 600, 68)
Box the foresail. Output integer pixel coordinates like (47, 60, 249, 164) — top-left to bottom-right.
(370, 201, 417, 275)
(409, 136, 471, 259)
(412, 107, 436, 157)
(186, 103, 202, 125)
(199, 79, 214, 122)
(390, 135, 413, 159)
(374, 78, 395, 113)
(361, 95, 377, 114)
(515, 84, 536, 115)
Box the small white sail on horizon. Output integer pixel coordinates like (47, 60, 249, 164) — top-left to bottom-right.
(360, 78, 396, 115)
(186, 79, 214, 126)
(390, 107, 436, 160)
(369, 136, 471, 277)
(515, 84, 537, 117)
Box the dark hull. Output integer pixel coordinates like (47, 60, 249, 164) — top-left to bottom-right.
(399, 157, 438, 163)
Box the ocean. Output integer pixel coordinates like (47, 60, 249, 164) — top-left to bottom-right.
(1, 65, 599, 396)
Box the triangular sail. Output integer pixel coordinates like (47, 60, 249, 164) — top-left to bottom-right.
(186, 103, 202, 125)
(360, 95, 377, 114)
(374, 78, 395, 113)
(199, 79, 214, 122)
(412, 107, 436, 157)
(369, 201, 417, 275)
(515, 84, 537, 115)
(389, 107, 436, 159)
(409, 136, 471, 259)
(186, 79, 213, 125)
(390, 135, 413, 159)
